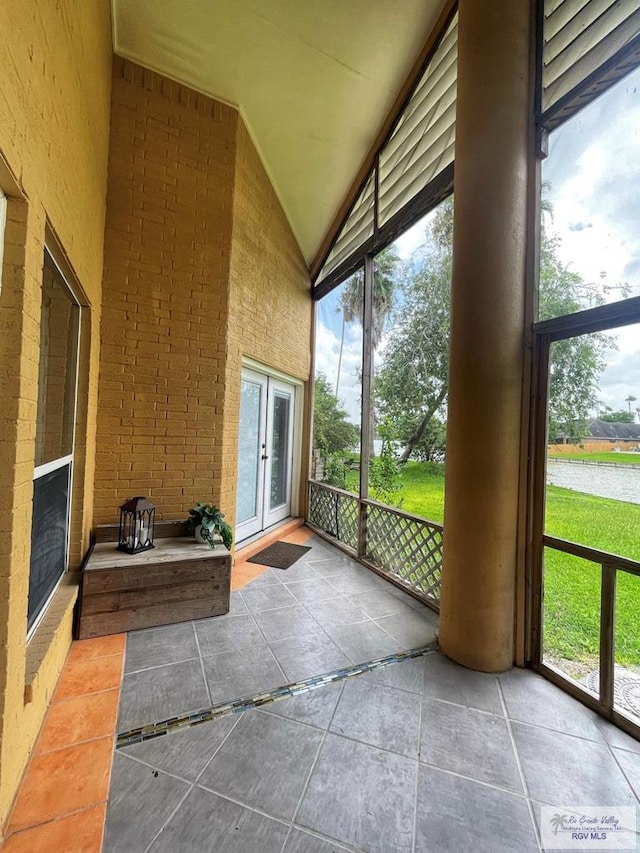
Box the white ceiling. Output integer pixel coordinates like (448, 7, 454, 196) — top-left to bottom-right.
(111, 0, 446, 265)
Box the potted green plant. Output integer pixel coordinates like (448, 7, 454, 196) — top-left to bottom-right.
(187, 502, 233, 550)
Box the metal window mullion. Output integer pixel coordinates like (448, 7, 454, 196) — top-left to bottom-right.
(358, 254, 374, 559)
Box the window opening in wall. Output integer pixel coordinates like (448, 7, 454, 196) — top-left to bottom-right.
(28, 250, 81, 634)
(312, 269, 364, 501)
(539, 65, 640, 320)
(534, 315, 640, 737)
(532, 52, 640, 734)
(309, 195, 452, 607)
(371, 197, 452, 522)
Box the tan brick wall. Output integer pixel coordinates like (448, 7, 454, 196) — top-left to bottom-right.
(95, 59, 238, 524)
(0, 0, 112, 832)
(221, 119, 312, 524)
(96, 62, 312, 536)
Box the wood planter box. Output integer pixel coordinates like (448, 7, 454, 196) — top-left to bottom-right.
(77, 537, 231, 639)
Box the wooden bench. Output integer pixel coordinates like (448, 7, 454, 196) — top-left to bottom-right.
(77, 531, 231, 639)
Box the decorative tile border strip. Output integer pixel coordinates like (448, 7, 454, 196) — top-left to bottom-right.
(116, 641, 439, 749)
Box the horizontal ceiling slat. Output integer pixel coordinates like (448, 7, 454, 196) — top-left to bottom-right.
(544, 0, 638, 87)
(316, 173, 374, 281)
(314, 11, 457, 291)
(545, 0, 618, 61)
(543, 7, 640, 110)
(545, 0, 594, 41)
(382, 28, 457, 165)
(379, 85, 456, 195)
(381, 53, 457, 175)
(379, 140, 455, 225)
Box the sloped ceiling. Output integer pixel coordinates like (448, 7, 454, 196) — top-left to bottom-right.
(111, 0, 446, 265)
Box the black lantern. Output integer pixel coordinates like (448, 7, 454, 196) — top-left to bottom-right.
(118, 496, 155, 554)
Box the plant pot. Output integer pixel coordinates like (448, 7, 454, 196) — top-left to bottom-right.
(194, 525, 224, 548)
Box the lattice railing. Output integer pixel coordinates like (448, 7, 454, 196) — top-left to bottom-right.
(365, 500, 442, 603)
(307, 480, 443, 607)
(308, 481, 359, 551)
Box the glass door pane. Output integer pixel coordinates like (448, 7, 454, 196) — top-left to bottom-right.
(236, 373, 266, 531)
(264, 378, 295, 528)
(270, 391, 291, 510)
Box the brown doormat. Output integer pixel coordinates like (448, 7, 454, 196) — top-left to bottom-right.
(247, 541, 312, 570)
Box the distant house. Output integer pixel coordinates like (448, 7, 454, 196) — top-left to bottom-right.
(585, 420, 640, 450)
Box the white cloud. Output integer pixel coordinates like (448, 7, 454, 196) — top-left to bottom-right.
(314, 319, 362, 424)
(543, 67, 640, 411)
(545, 69, 640, 307)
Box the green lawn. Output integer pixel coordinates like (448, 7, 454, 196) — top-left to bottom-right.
(543, 485, 640, 668)
(548, 450, 640, 465)
(399, 462, 445, 523)
(389, 463, 640, 668)
(336, 458, 640, 666)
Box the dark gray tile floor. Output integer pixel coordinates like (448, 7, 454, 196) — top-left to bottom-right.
(105, 534, 640, 853)
(117, 536, 437, 731)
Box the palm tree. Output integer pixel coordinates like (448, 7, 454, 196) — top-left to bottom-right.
(625, 394, 637, 413)
(335, 249, 399, 397)
(334, 249, 400, 459)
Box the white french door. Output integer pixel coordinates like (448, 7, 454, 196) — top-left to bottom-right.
(236, 368, 296, 542)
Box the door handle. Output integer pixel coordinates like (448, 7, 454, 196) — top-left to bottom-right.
(261, 454, 269, 460)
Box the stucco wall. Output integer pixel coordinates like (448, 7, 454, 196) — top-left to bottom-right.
(0, 0, 112, 832)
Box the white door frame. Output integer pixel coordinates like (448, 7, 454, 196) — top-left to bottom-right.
(236, 360, 303, 543)
(263, 376, 296, 529)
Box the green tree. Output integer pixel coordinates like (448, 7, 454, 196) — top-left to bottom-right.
(599, 409, 636, 424)
(374, 199, 452, 462)
(373, 192, 617, 459)
(539, 232, 612, 443)
(368, 419, 404, 506)
(312, 372, 358, 455)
